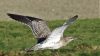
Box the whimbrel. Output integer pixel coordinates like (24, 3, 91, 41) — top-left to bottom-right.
(7, 13, 78, 52)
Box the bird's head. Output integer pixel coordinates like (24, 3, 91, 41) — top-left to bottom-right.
(64, 37, 74, 41)
(63, 36, 76, 46)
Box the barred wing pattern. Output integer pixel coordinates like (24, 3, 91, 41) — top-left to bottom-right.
(31, 20, 51, 38)
(7, 13, 51, 43)
(31, 15, 78, 51)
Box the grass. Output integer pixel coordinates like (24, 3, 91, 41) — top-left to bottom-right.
(0, 19, 100, 56)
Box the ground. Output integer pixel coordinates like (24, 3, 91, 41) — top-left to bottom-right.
(0, 0, 99, 20)
(0, 19, 100, 56)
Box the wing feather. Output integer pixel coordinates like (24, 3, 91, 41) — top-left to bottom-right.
(43, 15, 78, 43)
(7, 13, 51, 43)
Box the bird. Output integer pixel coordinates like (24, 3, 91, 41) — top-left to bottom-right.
(7, 13, 78, 52)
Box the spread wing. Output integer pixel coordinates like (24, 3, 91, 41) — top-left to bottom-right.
(7, 13, 51, 43)
(43, 15, 78, 44)
(24, 15, 78, 51)
(27, 15, 78, 51)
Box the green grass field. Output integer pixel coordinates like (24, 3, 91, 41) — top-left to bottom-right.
(0, 19, 100, 56)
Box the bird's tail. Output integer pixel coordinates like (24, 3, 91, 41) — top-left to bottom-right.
(26, 44, 41, 52)
(63, 15, 78, 26)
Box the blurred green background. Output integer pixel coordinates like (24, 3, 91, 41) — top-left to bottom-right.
(0, 0, 100, 56)
(0, 19, 100, 56)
